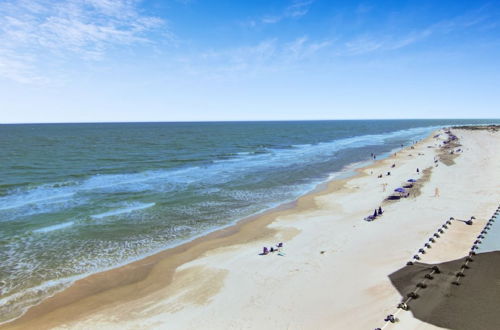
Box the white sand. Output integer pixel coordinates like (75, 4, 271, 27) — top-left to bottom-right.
(4, 128, 499, 330)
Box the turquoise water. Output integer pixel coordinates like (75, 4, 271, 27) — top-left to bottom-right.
(0, 119, 498, 322)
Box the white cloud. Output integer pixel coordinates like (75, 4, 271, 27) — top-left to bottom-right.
(183, 36, 332, 81)
(344, 37, 384, 55)
(0, 0, 165, 83)
(0, 50, 48, 84)
(285, 36, 331, 60)
(342, 7, 493, 56)
(200, 39, 278, 72)
(261, 16, 281, 24)
(285, 0, 314, 18)
(245, 0, 315, 26)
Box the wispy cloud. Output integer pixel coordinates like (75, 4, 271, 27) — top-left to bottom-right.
(342, 6, 495, 55)
(284, 0, 314, 18)
(285, 36, 331, 61)
(181, 35, 331, 81)
(344, 37, 383, 55)
(0, 50, 48, 84)
(198, 39, 278, 75)
(248, 0, 314, 27)
(0, 0, 165, 83)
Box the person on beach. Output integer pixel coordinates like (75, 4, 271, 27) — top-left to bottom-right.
(378, 206, 383, 215)
(434, 187, 440, 197)
(416, 168, 420, 174)
(384, 314, 396, 323)
(373, 209, 378, 218)
(382, 183, 387, 192)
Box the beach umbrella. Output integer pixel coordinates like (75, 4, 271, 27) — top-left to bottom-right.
(407, 179, 417, 182)
(394, 187, 406, 193)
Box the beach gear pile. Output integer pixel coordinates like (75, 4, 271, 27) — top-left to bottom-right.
(261, 242, 285, 256)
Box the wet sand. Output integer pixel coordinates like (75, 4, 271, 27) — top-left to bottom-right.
(2, 127, 499, 330)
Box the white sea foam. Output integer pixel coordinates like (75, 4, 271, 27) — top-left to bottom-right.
(0, 126, 438, 218)
(0, 125, 436, 239)
(0, 189, 76, 212)
(0, 124, 479, 326)
(33, 221, 74, 233)
(0, 274, 80, 325)
(90, 202, 155, 219)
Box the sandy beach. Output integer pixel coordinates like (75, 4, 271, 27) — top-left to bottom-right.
(2, 126, 499, 330)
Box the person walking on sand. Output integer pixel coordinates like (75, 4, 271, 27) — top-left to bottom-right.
(434, 187, 440, 197)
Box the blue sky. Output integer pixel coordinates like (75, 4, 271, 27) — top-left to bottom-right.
(1, 0, 499, 123)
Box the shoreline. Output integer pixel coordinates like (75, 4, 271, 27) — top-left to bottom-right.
(0, 151, 379, 327)
(2, 125, 499, 329)
(0, 129, 422, 327)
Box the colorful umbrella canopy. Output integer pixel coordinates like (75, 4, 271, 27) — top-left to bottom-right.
(395, 187, 406, 193)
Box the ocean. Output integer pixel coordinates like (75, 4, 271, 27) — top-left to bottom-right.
(0, 119, 497, 323)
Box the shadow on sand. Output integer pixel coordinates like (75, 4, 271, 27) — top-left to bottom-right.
(388, 251, 500, 330)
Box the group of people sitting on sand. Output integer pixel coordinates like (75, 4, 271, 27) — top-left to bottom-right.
(364, 206, 383, 221)
(261, 242, 284, 255)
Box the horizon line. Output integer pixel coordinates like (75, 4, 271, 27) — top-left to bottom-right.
(2, 118, 499, 125)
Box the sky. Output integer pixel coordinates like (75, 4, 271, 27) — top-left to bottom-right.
(0, 0, 499, 123)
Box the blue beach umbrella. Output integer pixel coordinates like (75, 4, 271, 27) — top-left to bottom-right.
(394, 187, 406, 193)
(407, 179, 417, 182)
